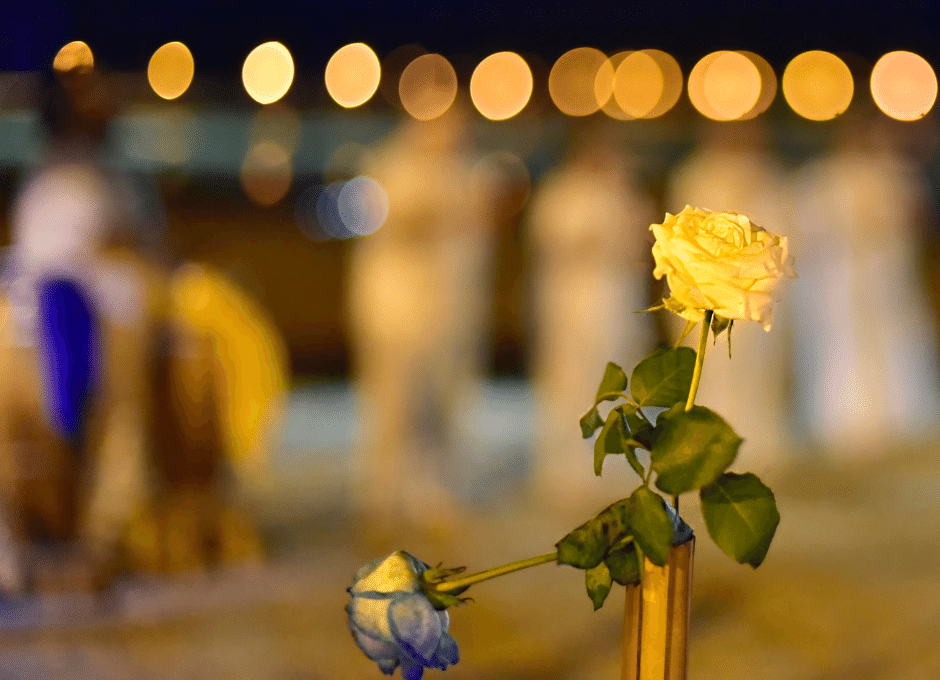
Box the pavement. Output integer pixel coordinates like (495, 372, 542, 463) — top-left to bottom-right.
(0, 382, 938, 679)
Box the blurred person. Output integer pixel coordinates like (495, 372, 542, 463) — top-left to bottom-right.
(525, 125, 657, 515)
(346, 103, 492, 535)
(0, 65, 160, 591)
(666, 120, 794, 474)
(791, 112, 940, 457)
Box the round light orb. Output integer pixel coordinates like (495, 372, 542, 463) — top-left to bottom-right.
(53, 41, 93, 73)
(782, 50, 853, 121)
(325, 43, 381, 108)
(337, 176, 390, 236)
(871, 51, 937, 121)
(399, 54, 458, 121)
(549, 47, 609, 116)
(702, 51, 762, 120)
(470, 52, 533, 120)
(614, 50, 664, 118)
(738, 51, 777, 119)
(242, 41, 295, 105)
(148, 42, 195, 100)
(240, 141, 292, 206)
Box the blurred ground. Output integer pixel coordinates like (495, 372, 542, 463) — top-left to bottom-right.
(0, 382, 937, 679)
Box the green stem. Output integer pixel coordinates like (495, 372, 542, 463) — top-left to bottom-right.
(676, 310, 713, 513)
(685, 310, 713, 412)
(433, 552, 557, 593)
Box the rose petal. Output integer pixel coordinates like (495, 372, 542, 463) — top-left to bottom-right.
(348, 593, 394, 640)
(351, 551, 422, 595)
(434, 633, 460, 667)
(350, 625, 400, 663)
(388, 593, 444, 665)
(399, 657, 426, 680)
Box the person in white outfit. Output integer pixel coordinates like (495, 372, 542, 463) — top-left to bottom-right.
(791, 113, 940, 458)
(526, 127, 657, 516)
(346, 105, 492, 534)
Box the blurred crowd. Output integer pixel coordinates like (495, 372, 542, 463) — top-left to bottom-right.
(2, 61, 940, 598)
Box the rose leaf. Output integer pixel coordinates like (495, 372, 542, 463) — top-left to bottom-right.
(585, 561, 613, 611)
(579, 405, 604, 439)
(630, 347, 697, 408)
(700, 472, 779, 568)
(650, 406, 742, 495)
(594, 362, 628, 403)
(628, 487, 673, 567)
(605, 541, 641, 586)
(556, 518, 609, 570)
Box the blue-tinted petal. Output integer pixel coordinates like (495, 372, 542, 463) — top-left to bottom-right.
(399, 657, 425, 680)
(402, 552, 430, 576)
(388, 593, 443, 665)
(350, 626, 399, 663)
(433, 633, 459, 668)
(437, 609, 449, 633)
(376, 658, 399, 675)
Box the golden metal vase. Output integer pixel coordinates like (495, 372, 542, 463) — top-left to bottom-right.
(621, 538, 694, 680)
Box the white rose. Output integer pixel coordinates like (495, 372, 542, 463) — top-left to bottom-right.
(347, 551, 459, 679)
(650, 206, 796, 331)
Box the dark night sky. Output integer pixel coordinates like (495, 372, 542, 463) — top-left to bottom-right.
(2, 1, 938, 74)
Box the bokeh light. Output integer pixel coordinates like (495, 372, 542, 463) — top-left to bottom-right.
(399, 54, 458, 121)
(470, 52, 533, 120)
(378, 44, 427, 108)
(242, 42, 295, 105)
(782, 50, 853, 121)
(549, 47, 609, 116)
(240, 141, 293, 206)
(325, 43, 381, 108)
(595, 51, 630, 119)
(738, 51, 777, 119)
(148, 42, 195, 100)
(53, 41, 93, 73)
(643, 50, 683, 118)
(702, 51, 762, 121)
(337, 176, 390, 236)
(870, 51, 937, 121)
(614, 50, 664, 118)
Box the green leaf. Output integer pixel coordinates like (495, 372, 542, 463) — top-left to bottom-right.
(594, 407, 627, 476)
(651, 406, 742, 495)
(595, 499, 631, 545)
(700, 472, 780, 568)
(605, 541, 640, 586)
(556, 518, 609, 570)
(585, 561, 613, 610)
(628, 487, 673, 567)
(595, 362, 628, 402)
(630, 347, 696, 408)
(579, 406, 604, 439)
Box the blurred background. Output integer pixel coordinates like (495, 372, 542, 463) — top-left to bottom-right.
(0, 2, 940, 678)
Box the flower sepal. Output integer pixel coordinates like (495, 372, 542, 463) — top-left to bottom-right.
(420, 563, 473, 610)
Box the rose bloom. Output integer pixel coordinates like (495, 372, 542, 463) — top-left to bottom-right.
(347, 551, 459, 679)
(650, 206, 796, 331)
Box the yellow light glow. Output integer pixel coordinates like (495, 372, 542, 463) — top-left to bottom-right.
(702, 51, 762, 121)
(642, 50, 683, 118)
(242, 42, 295, 105)
(687, 52, 723, 120)
(240, 141, 292, 206)
(470, 52, 533, 120)
(738, 51, 777, 119)
(871, 51, 937, 121)
(549, 47, 609, 116)
(595, 51, 630, 119)
(614, 50, 664, 118)
(325, 43, 381, 108)
(782, 50, 853, 121)
(148, 42, 195, 100)
(399, 54, 458, 121)
(53, 41, 93, 73)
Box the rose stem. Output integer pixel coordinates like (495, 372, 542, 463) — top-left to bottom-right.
(674, 309, 714, 511)
(433, 552, 558, 593)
